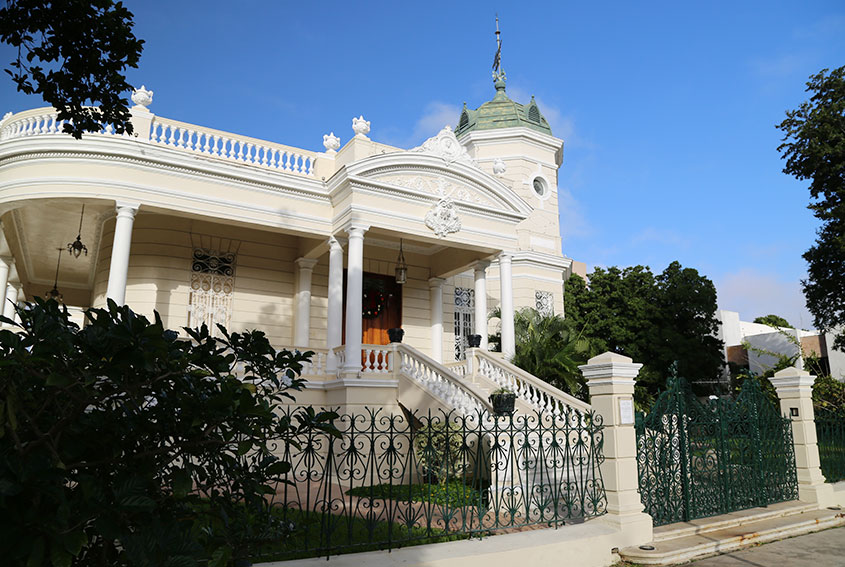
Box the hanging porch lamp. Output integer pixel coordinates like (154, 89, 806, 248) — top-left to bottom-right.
(45, 247, 64, 302)
(394, 239, 407, 285)
(67, 204, 88, 258)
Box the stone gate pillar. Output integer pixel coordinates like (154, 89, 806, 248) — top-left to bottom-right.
(581, 352, 653, 546)
(769, 367, 834, 506)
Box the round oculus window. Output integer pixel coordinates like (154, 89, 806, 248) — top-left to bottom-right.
(532, 177, 547, 197)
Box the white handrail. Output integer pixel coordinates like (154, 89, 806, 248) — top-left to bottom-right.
(469, 348, 591, 414)
(395, 343, 493, 414)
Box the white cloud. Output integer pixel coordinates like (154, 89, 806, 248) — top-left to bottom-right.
(506, 86, 580, 145)
(748, 54, 806, 78)
(631, 227, 691, 249)
(558, 184, 592, 240)
(715, 269, 814, 330)
(406, 101, 461, 146)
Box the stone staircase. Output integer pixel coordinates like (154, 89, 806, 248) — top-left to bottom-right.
(618, 501, 845, 565)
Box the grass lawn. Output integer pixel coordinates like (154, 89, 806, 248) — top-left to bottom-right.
(345, 480, 485, 508)
(253, 505, 471, 562)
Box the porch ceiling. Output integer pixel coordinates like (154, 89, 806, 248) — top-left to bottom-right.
(6, 199, 113, 291)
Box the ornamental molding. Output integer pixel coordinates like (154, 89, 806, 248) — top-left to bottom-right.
(410, 126, 476, 167)
(339, 184, 526, 225)
(424, 198, 461, 238)
(372, 173, 496, 208)
(131, 85, 154, 109)
(352, 115, 370, 139)
(0, 176, 333, 235)
(0, 146, 328, 203)
(322, 132, 340, 153)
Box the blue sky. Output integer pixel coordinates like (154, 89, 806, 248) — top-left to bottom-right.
(1, 1, 843, 328)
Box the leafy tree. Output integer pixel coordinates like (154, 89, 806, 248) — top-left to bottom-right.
(565, 261, 725, 406)
(508, 308, 594, 400)
(0, 0, 144, 138)
(777, 66, 845, 349)
(753, 314, 793, 328)
(0, 299, 338, 567)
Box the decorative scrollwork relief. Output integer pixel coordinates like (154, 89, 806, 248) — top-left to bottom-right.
(535, 290, 554, 317)
(375, 173, 495, 208)
(188, 248, 236, 337)
(410, 125, 476, 167)
(425, 198, 461, 238)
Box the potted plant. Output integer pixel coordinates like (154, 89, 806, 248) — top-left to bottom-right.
(489, 387, 516, 416)
(387, 327, 405, 343)
(467, 334, 482, 348)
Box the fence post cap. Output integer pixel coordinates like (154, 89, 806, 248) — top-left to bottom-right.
(770, 367, 816, 389)
(586, 351, 632, 365)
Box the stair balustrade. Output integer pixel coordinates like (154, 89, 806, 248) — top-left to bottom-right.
(466, 348, 591, 415)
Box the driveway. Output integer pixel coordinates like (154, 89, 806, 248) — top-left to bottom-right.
(681, 527, 845, 566)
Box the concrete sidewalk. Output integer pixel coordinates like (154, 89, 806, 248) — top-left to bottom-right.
(681, 526, 844, 566)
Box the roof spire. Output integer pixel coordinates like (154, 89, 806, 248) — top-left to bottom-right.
(492, 15, 506, 91)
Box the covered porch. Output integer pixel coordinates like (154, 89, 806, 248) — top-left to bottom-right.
(0, 198, 518, 378)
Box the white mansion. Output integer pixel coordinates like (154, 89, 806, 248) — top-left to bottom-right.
(0, 78, 588, 415)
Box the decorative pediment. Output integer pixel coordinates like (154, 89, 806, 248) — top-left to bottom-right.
(410, 126, 476, 167)
(372, 173, 498, 208)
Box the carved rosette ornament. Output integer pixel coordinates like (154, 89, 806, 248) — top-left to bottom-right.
(425, 198, 461, 238)
(352, 115, 370, 138)
(131, 85, 154, 110)
(493, 158, 507, 176)
(323, 132, 340, 153)
(411, 126, 476, 167)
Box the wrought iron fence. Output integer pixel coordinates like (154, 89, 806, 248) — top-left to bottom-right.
(636, 375, 798, 526)
(817, 408, 845, 483)
(255, 407, 606, 560)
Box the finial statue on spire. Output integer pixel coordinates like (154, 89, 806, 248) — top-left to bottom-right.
(492, 15, 506, 86)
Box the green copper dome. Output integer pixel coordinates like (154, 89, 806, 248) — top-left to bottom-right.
(455, 78, 553, 137)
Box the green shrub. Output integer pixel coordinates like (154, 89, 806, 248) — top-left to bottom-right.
(0, 299, 338, 567)
(412, 421, 468, 484)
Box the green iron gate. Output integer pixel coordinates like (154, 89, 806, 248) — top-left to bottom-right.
(635, 374, 798, 526)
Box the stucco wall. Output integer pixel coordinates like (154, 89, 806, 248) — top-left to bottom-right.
(91, 213, 438, 356)
(93, 213, 300, 346)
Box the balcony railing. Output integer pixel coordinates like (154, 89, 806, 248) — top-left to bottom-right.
(0, 108, 317, 178)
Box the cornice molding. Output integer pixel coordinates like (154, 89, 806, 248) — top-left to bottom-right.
(0, 179, 333, 235)
(0, 138, 328, 203)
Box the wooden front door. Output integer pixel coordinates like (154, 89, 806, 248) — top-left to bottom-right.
(342, 272, 402, 346)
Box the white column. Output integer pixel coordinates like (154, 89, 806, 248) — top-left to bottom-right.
(581, 352, 653, 547)
(769, 367, 835, 505)
(293, 257, 318, 348)
(14, 285, 24, 324)
(342, 224, 368, 376)
(326, 236, 344, 373)
(499, 252, 515, 360)
(105, 202, 139, 305)
(473, 261, 490, 350)
(3, 283, 17, 322)
(0, 257, 12, 325)
(429, 277, 444, 363)
(0, 257, 12, 303)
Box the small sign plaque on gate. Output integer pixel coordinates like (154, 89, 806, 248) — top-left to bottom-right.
(619, 398, 634, 425)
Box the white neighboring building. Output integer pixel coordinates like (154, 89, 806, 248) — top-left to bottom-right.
(717, 310, 845, 381)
